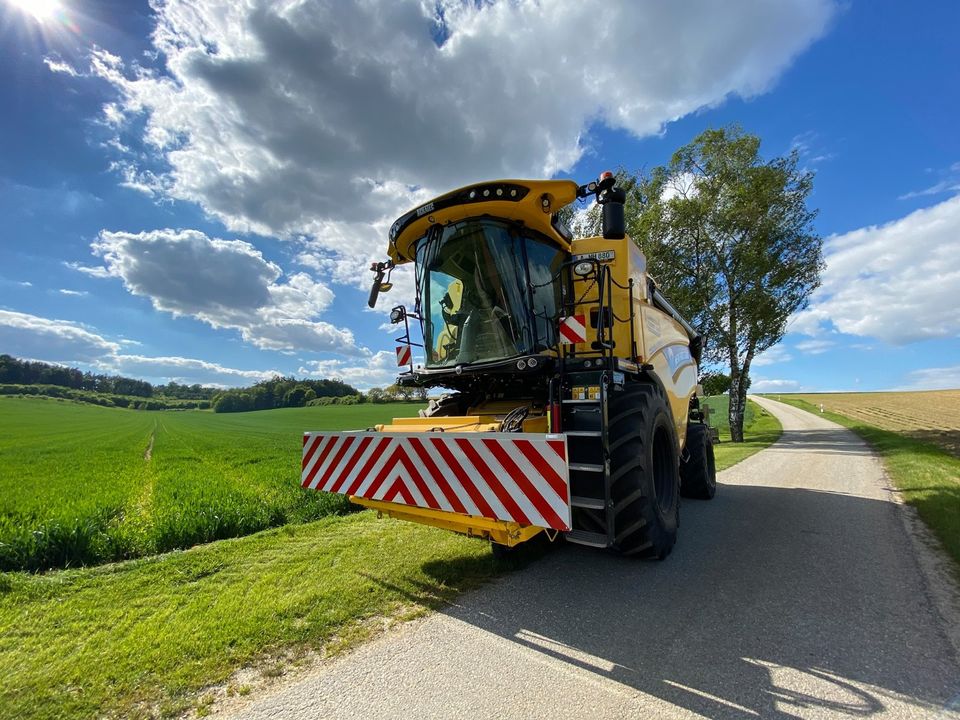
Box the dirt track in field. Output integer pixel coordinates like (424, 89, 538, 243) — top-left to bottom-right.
(213, 397, 960, 720)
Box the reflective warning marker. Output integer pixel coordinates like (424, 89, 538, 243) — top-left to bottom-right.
(559, 314, 587, 344)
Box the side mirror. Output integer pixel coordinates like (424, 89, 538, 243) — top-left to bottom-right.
(367, 260, 395, 308)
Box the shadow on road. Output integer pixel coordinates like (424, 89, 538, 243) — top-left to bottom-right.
(409, 483, 960, 718)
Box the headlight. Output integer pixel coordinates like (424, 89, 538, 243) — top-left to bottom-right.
(573, 261, 593, 276)
(389, 307, 405, 324)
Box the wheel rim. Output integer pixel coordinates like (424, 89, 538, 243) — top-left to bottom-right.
(652, 424, 676, 514)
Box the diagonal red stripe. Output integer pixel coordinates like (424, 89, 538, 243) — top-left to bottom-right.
(407, 437, 467, 514)
(483, 439, 567, 530)
(398, 451, 440, 509)
(343, 436, 392, 496)
(431, 438, 494, 519)
(456, 438, 531, 526)
(303, 435, 338, 489)
(559, 322, 584, 343)
(362, 445, 406, 500)
(382, 475, 402, 502)
(301, 434, 323, 474)
(318, 435, 356, 491)
(328, 436, 373, 494)
(396, 479, 416, 505)
(548, 439, 566, 461)
(516, 439, 568, 502)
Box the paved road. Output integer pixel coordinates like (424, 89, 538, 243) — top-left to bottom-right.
(219, 397, 960, 719)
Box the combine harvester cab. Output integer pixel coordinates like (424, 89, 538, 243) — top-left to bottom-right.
(302, 173, 716, 559)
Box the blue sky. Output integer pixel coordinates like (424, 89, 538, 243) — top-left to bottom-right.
(0, 0, 958, 392)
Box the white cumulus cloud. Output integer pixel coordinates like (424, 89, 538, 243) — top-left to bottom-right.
(108, 354, 279, 386)
(0, 310, 120, 363)
(750, 377, 802, 393)
(299, 350, 403, 390)
(88, 0, 835, 288)
(90, 228, 358, 354)
(896, 366, 960, 391)
(795, 338, 834, 354)
(753, 344, 793, 367)
(792, 195, 960, 344)
(0, 310, 280, 386)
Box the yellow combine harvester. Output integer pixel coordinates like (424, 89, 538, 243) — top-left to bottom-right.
(301, 173, 715, 559)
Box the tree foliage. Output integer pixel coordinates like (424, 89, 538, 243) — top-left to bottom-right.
(700, 372, 732, 397)
(211, 377, 360, 413)
(0, 354, 158, 398)
(574, 128, 823, 441)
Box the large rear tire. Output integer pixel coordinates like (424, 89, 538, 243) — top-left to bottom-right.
(680, 424, 717, 499)
(608, 383, 680, 559)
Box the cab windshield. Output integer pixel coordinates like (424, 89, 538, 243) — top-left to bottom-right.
(415, 219, 564, 368)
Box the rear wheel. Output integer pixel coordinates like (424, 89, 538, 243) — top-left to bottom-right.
(608, 383, 680, 559)
(680, 424, 717, 499)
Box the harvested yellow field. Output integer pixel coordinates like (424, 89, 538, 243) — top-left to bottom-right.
(786, 390, 960, 456)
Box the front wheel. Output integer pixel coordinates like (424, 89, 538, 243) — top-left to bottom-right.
(608, 383, 680, 560)
(680, 423, 717, 499)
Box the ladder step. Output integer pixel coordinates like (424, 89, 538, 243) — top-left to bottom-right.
(561, 399, 601, 405)
(569, 463, 604, 473)
(571, 495, 605, 510)
(565, 529, 610, 548)
(564, 430, 602, 437)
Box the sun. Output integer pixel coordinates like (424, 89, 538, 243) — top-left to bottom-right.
(8, 0, 62, 22)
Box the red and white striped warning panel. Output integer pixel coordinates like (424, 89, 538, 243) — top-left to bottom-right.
(395, 345, 412, 366)
(559, 314, 587, 344)
(301, 432, 571, 532)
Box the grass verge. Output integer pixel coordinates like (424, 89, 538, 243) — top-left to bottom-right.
(768, 396, 960, 569)
(0, 514, 522, 719)
(704, 397, 783, 471)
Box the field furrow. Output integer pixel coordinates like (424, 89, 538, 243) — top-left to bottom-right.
(784, 391, 960, 457)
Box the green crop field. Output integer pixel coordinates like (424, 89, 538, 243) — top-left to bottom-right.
(0, 397, 425, 572)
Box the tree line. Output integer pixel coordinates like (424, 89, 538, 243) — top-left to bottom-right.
(0, 355, 375, 413)
(210, 377, 361, 413)
(0, 354, 162, 398)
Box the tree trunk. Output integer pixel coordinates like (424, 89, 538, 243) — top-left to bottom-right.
(728, 350, 754, 443)
(727, 371, 746, 443)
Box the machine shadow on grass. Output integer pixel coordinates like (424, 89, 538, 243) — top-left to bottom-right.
(357, 534, 560, 612)
(410, 481, 960, 719)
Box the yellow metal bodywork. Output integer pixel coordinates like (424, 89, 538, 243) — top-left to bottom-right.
(351, 497, 543, 547)
(389, 179, 578, 264)
(566, 236, 698, 445)
(359, 177, 699, 544)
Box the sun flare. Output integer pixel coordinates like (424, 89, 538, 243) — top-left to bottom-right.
(8, 0, 61, 22)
